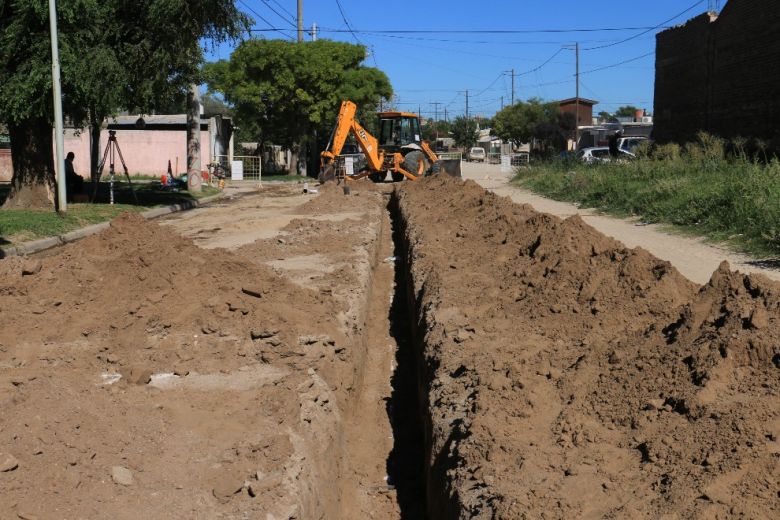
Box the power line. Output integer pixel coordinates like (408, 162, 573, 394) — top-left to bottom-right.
(580, 51, 655, 75)
(238, 0, 295, 40)
(518, 48, 564, 76)
(312, 25, 684, 35)
(257, 0, 297, 28)
(334, 0, 363, 45)
(269, 0, 296, 20)
(583, 0, 706, 50)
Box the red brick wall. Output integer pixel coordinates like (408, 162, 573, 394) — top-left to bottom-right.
(654, 0, 780, 143)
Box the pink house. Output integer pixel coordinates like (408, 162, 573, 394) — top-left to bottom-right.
(0, 114, 234, 182)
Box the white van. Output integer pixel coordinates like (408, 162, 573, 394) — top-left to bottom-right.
(468, 147, 486, 162)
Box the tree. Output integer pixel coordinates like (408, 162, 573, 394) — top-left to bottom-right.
(597, 110, 618, 123)
(492, 98, 573, 153)
(205, 39, 392, 175)
(422, 120, 452, 142)
(0, 0, 247, 209)
(450, 116, 478, 149)
(615, 105, 639, 118)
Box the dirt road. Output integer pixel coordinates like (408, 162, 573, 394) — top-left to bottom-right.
(460, 161, 780, 285)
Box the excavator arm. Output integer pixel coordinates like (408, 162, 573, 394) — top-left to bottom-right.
(321, 101, 383, 172)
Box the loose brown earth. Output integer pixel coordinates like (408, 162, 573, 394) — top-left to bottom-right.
(2, 176, 780, 519)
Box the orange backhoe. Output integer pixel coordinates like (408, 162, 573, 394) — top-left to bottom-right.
(318, 100, 461, 183)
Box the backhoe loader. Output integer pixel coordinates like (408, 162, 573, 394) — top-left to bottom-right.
(318, 100, 461, 183)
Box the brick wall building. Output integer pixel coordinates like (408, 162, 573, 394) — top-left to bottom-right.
(654, 0, 780, 144)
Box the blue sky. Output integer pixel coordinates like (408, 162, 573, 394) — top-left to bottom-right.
(210, 0, 716, 119)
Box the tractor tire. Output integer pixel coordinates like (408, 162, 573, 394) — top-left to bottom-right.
(427, 160, 442, 176)
(399, 150, 429, 181)
(370, 172, 386, 183)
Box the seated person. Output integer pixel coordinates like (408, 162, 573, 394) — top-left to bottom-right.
(64, 152, 84, 199)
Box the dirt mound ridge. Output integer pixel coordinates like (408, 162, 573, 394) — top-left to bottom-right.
(394, 175, 780, 518)
(0, 212, 334, 370)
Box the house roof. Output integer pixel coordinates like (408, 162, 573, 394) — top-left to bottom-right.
(558, 97, 599, 107)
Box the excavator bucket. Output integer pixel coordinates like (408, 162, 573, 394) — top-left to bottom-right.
(436, 158, 462, 178)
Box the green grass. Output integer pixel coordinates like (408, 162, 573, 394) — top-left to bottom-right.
(0, 181, 220, 246)
(513, 134, 780, 257)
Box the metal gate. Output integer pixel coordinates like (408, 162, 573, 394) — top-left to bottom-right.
(215, 155, 262, 181)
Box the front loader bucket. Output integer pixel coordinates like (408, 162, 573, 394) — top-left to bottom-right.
(437, 159, 462, 178)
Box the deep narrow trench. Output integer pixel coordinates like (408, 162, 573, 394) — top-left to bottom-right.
(385, 191, 429, 519)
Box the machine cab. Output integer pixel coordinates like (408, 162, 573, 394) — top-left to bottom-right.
(378, 112, 422, 153)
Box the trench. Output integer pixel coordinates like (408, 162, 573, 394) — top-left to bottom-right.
(385, 190, 428, 519)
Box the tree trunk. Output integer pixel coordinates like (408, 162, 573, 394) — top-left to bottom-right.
(289, 146, 299, 176)
(2, 118, 56, 210)
(186, 84, 202, 192)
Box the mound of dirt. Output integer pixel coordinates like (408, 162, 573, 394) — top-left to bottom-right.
(0, 211, 353, 519)
(394, 175, 780, 518)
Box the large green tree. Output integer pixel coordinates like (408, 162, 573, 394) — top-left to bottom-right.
(0, 0, 247, 209)
(492, 98, 574, 154)
(450, 116, 478, 149)
(204, 39, 392, 174)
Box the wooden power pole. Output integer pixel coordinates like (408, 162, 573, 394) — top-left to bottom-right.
(297, 0, 303, 42)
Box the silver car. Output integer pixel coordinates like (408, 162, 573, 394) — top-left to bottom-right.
(577, 147, 636, 164)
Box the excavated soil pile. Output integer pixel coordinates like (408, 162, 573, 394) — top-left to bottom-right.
(0, 211, 363, 519)
(394, 175, 780, 519)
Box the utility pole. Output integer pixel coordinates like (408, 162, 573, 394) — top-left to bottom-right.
(297, 0, 303, 42)
(48, 0, 67, 213)
(465, 90, 469, 119)
(575, 42, 580, 149)
(431, 102, 441, 122)
(500, 96, 504, 110)
(503, 69, 516, 105)
(418, 104, 422, 119)
(311, 22, 317, 41)
(444, 107, 448, 122)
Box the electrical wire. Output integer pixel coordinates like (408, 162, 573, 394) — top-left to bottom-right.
(583, 0, 706, 50)
(313, 25, 681, 35)
(257, 0, 297, 28)
(238, 0, 294, 40)
(517, 48, 564, 76)
(580, 51, 655, 75)
(268, 0, 296, 20)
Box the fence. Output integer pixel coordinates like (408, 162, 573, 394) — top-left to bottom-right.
(437, 152, 462, 161)
(215, 155, 262, 181)
(510, 152, 530, 166)
(486, 152, 502, 164)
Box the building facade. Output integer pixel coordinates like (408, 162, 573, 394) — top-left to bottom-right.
(654, 0, 780, 144)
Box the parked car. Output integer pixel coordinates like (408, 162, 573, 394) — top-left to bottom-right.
(618, 136, 649, 153)
(577, 147, 636, 164)
(467, 147, 486, 162)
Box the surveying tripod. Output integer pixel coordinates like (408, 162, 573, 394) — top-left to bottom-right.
(92, 130, 138, 204)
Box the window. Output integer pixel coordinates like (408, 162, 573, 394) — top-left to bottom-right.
(379, 117, 420, 147)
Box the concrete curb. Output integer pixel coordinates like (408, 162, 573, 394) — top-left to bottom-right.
(0, 192, 226, 259)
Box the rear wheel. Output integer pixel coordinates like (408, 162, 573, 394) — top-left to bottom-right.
(399, 150, 429, 181)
